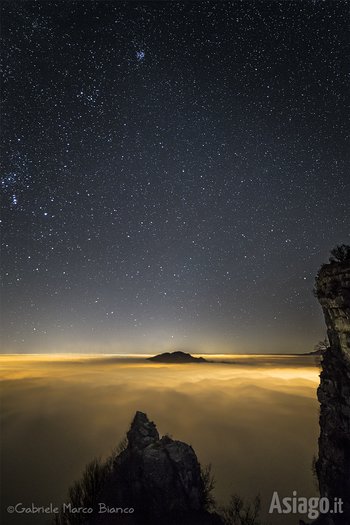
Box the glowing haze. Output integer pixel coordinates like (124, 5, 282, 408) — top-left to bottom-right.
(1, 354, 319, 524)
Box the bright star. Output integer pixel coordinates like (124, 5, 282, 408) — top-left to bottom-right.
(136, 50, 145, 62)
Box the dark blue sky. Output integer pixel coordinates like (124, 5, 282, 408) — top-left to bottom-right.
(1, 1, 349, 353)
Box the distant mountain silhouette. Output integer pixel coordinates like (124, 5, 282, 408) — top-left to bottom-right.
(301, 348, 326, 356)
(148, 351, 207, 363)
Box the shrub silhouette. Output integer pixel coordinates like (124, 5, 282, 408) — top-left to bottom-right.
(329, 244, 350, 263)
(221, 494, 262, 525)
(201, 463, 216, 511)
(54, 436, 128, 524)
(314, 337, 329, 353)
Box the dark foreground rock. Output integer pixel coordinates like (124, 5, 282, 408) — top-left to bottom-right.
(312, 259, 350, 525)
(91, 412, 223, 525)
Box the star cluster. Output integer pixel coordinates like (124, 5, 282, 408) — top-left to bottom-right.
(1, 1, 349, 353)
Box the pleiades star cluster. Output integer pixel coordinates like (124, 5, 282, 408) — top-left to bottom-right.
(1, 1, 349, 353)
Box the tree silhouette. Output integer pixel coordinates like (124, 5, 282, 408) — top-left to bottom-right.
(314, 337, 329, 353)
(329, 244, 350, 263)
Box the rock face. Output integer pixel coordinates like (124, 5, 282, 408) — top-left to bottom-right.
(94, 412, 223, 525)
(315, 260, 350, 525)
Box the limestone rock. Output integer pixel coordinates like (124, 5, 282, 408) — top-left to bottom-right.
(93, 411, 223, 525)
(314, 260, 350, 525)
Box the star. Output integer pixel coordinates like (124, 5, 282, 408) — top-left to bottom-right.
(136, 50, 145, 62)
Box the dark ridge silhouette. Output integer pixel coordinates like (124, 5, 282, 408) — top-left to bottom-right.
(148, 351, 208, 363)
(301, 348, 326, 356)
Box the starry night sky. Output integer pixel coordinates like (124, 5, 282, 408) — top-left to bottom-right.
(1, 0, 349, 354)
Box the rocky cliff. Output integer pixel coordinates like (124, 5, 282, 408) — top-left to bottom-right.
(314, 260, 350, 525)
(91, 412, 223, 525)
